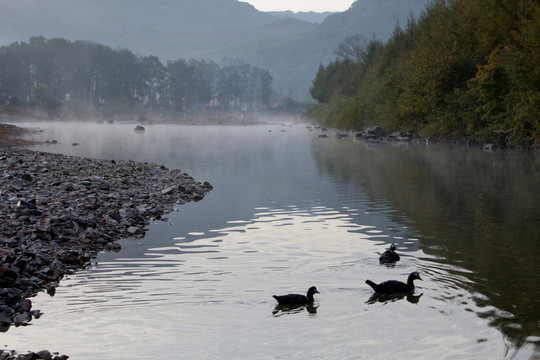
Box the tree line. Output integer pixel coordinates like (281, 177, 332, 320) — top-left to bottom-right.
(308, 0, 540, 146)
(0, 36, 273, 118)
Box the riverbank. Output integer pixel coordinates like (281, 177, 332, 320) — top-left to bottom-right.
(0, 124, 212, 359)
(0, 109, 299, 128)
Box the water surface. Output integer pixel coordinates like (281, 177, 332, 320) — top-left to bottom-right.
(3, 121, 539, 359)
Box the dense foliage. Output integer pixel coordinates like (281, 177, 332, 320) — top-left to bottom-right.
(0, 37, 273, 118)
(308, 0, 540, 145)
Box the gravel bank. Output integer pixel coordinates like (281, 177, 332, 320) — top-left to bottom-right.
(0, 136, 212, 358)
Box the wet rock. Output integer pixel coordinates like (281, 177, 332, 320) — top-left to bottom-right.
(0, 350, 68, 360)
(388, 131, 413, 142)
(105, 242, 121, 252)
(35, 350, 52, 360)
(483, 143, 499, 151)
(127, 226, 144, 236)
(16, 200, 37, 210)
(97, 182, 110, 191)
(13, 312, 29, 326)
(202, 181, 213, 190)
(20, 298, 32, 313)
(0, 312, 11, 324)
(20, 174, 33, 182)
(161, 186, 176, 195)
(365, 126, 387, 139)
(0, 265, 18, 287)
(29, 309, 42, 319)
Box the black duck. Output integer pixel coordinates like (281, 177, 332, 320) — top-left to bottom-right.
(379, 243, 400, 263)
(366, 272, 422, 294)
(273, 286, 319, 305)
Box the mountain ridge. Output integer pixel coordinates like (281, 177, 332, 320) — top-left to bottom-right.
(0, 0, 430, 97)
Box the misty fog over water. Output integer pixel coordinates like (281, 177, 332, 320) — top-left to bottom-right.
(2, 121, 539, 359)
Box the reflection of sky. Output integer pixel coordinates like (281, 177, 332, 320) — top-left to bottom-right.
(24, 122, 416, 247)
(1, 203, 507, 359)
(5, 122, 532, 358)
(42, 205, 382, 311)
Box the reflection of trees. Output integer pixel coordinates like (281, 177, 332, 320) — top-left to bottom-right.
(311, 139, 540, 345)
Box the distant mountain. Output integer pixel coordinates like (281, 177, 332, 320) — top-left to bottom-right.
(318, 0, 427, 41)
(241, 0, 430, 97)
(268, 11, 334, 24)
(0, 0, 273, 38)
(0, 0, 430, 98)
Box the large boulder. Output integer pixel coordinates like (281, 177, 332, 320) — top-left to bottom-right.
(365, 126, 387, 138)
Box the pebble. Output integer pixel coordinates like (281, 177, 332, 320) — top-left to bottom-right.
(0, 146, 212, 359)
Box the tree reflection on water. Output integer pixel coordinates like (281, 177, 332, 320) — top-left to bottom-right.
(312, 138, 540, 348)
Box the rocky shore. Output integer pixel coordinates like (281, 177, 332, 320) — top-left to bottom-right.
(0, 128, 212, 359)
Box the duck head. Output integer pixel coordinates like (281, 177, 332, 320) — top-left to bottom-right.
(307, 286, 320, 297)
(410, 272, 422, 281)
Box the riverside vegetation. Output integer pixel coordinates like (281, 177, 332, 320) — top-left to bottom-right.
(0, 38, 273, 120)
(307, 0, 540, 147)
(0, 124, 212, 359)
(2, 1, 538, 146)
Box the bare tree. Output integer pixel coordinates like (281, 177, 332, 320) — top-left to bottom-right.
(334, 34, 367, 63)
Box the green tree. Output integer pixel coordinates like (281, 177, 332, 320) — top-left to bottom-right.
(140, 55, 167, 109)
(31, 84, 60, 112)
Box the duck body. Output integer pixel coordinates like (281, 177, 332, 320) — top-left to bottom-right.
(366, 272, 422, 294)
(273, 286, 319, 305)
(379, 243, 400, 263)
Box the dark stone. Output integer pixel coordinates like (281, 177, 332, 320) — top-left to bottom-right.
(35, 350, 52, 360)
(98, 182, 110, 191)
(20, 298, 32, 313)
(21, 174, 34, 182)
(0, 266, 18, 287)
(366, 126, 387, 138)
(161, 186, 176, 195)
(0, 313, 11, 324)
(13, 313, 29, 326)
(16, 200, 37, 210)
(202, 181, 213, 190)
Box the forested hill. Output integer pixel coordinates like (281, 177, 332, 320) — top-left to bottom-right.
(308, 0, 540, 146)
(317, 0, 429, 43)
(0, 0, 429, 97)
(0, 0, 274, 38)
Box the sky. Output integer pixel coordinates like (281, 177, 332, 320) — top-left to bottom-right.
(243, 0, 355, 12)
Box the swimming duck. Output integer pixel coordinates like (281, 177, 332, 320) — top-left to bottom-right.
(366, 272, 422, 294)
(273, 286, 319, 305)
(379, 243, 400, 263)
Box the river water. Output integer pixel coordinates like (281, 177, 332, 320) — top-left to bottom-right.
(3, 120, 539, 359)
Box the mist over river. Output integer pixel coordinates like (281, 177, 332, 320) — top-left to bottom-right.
(3, 120, 539, 359)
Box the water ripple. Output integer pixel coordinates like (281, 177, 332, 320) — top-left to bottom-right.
(2, 202, 524, 359)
